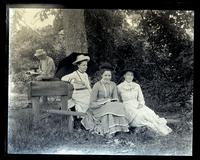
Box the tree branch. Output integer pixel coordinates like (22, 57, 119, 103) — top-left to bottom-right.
(139, 11, 171, 82)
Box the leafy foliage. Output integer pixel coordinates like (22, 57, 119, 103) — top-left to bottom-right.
(10, 9, 193, 113)
(85, 10, 193, 113)
(9, 9, 66, 93)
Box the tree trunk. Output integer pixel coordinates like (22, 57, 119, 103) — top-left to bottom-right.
(63, 9, 88, 56)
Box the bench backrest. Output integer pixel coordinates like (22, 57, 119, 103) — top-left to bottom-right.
(28, 81, 73, 97)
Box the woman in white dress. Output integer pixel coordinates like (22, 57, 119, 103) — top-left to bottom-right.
(61, 55, 92, 113)
(117, 67, 172, 136)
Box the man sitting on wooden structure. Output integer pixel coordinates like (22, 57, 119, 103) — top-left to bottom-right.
(26, 49, 56, 108)
(33, 49, 56, 81)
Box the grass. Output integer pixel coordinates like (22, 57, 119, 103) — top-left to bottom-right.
(7, 94, 192, 155)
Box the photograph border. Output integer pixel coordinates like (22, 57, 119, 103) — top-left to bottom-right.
(1, 0, 199, 159)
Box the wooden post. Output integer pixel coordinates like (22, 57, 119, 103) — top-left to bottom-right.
(61, 96, 68, 110)
(27, 82, 32, 101)
(61, 96, 73, 133)
(32, 97, 40, 125)
(67, 115, 74, 133)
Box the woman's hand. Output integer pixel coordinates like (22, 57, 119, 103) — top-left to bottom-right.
(137, 104, 144, 109)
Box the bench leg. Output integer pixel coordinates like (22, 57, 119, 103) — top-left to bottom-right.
(32, 97, 40, 126)
(66, 115, 74, 133)
(60, 96, 74, 132)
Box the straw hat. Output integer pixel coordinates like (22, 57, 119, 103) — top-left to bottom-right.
(72, 55, 90, 65)
(34, 49, 46, 57)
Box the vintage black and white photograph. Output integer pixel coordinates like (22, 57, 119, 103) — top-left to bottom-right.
(8, 8, 193, 155)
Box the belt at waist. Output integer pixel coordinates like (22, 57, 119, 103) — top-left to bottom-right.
(74, 87, 88, 91)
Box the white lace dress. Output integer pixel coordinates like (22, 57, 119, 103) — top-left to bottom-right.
(61, 70, 91, 113)
(117, 81, 172, 136)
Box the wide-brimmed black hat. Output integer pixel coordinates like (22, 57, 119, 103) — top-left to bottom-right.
(120, 66, 136, 76)
(99, 62, 114, 70)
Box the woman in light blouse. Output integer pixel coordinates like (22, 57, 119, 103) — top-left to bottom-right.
(61, 55, 92, 113)
(117, 66, 172, 136)
(81, 63, 129, 138)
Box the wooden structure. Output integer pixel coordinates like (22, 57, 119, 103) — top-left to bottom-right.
(28, 80, 179, 133)
(28, 80, 85, 132)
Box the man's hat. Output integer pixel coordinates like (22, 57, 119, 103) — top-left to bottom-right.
(34, 49, 46, 57)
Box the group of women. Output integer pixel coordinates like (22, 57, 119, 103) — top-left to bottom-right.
(61, 54, 172, 138)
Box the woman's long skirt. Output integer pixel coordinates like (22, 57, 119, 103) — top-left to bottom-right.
(81, 102, 129, 136)
(68, 89, 90, 113)
(123, 100, 172, 136)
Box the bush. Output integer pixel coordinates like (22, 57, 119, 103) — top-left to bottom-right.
(10, 71, 31, 94)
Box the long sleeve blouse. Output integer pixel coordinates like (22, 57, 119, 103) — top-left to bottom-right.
(117, 81, 145, 105)
(61, 70, 91, 92)
(90, 80, 119, 108)
(39, 56, 55, 78)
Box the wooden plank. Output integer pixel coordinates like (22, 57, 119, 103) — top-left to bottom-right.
(166, 118, 180, 124)
(31, 81, 73, 96)
(39, 113, 51, 120)
(41, 103, 61, 109)
(44, 109, 86, 116)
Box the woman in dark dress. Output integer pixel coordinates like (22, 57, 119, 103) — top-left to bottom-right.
(81, 63, 129, 138)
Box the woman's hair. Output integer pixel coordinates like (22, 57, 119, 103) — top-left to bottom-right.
(99, 68, 113, 76)
(124, 70, 135, 77)
(117, 71, 136, 84)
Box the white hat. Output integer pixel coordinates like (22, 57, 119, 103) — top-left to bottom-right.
(34, 49, 46, 57)
(72, 55, 90, 65)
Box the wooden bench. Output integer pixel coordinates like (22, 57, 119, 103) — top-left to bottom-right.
(28, 80, 85, 132)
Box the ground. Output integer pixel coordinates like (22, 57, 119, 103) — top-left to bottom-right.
(7, 93, 192, 155)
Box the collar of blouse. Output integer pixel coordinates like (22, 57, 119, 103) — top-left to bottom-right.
(100, 80, 112, 98)
(100, 79, 111, 85)
(121, 81, 136, 91)
(77, 70, 86, 75)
